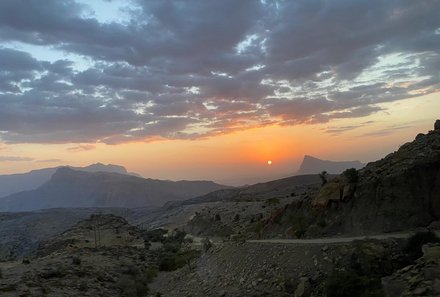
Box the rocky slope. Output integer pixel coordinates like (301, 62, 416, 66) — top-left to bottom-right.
(0, 168, 228, 212)
(297, 155, 364, 175)
(259, 121, 440, 238)
(0, 214, 155, 297)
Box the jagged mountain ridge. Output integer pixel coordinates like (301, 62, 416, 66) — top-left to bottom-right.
(0, 163, 140, 198)
(297, 155, 364, 175)
(0, 167, 228, 212)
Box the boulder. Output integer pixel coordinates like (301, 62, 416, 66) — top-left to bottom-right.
(312, 180, 343, 208)
(294, 277, 310, 297)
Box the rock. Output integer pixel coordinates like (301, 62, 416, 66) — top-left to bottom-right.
(312, 180, 343, 208)
(428, 221, 440, 230)
(422, 244, 440, 262)
(294, 277, 310, 297)
(435, 120, 440, 131)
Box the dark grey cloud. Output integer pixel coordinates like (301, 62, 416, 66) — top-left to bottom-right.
(0, 0, 439, 144)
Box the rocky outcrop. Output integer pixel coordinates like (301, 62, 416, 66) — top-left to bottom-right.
(271, 122, 440, 238)
(321, 124, 440, 235)
(435, 119, 440, 131)
(36, 214, 145, 256)
(382, 244, 440, 297)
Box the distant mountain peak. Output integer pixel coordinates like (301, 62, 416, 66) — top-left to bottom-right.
(78, 163, 128, 174)
(297, 155, 364, 175)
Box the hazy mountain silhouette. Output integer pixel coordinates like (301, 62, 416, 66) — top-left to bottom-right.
(297, 155, 364, 175)
(0, 163, 140, 198)
(0, 167, 228, 212)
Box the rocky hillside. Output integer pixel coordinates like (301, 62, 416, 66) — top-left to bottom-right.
(297, 155, 364, 175)
(0, 214, 156, 297)
(0, 168, 228, 212)
(261, 121, 440, 238)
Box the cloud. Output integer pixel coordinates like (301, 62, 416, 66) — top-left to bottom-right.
(0, 156, 34, 162)
(36, 158, 63, 163)
(357, 124, 415, 138)
(0, 0, 438, 144)
(67, 144, 96, 152)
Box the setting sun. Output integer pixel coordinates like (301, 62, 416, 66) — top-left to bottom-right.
(267, 160, 272, 165)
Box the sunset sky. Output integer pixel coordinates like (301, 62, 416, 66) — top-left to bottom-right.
(0, 0, 439, 185)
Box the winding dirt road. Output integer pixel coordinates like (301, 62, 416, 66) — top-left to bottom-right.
(247, 230, 440, 245)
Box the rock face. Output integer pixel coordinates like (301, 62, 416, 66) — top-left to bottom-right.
(276, 123, 440, 237)
(435, 119, 440, 131)
(297, 155, 364, 175)
(317, 126, 440, 234)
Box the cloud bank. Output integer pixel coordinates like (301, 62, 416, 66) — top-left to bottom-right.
(0, 0, 439, 144)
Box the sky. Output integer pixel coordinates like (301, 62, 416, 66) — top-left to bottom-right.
(0, 0, 439, 185)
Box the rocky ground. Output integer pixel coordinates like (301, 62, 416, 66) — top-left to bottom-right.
(149, 238, 409, 297)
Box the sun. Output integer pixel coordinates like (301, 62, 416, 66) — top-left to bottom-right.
(267, 160, 272, 165)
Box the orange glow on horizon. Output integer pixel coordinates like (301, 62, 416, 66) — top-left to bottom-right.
(0, 92, 439, 185)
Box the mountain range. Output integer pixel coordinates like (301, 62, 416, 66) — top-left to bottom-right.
(0, 167, 228, 212)
(0, 163, 139, 198)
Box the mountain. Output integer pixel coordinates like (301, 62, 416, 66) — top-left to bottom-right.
(0, 167, 228, 212)
(296, 155, 364, 175)
(0, 163, 140, 198)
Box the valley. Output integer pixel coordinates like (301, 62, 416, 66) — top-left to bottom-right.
(0, 121, 439, 296)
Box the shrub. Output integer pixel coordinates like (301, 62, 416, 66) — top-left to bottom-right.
(157, 251, 178, 271)
(405, 231, 440, 260)
(145, 267, 158, 282)
(288, 214, 308, 238)
(326, 271, 384, 297)
(202, 238, 213, 251)
(343, 168, 359, 183)
(144, 229, 167, 242)
(294, 229, 306, 238)
(319, 171, 328, 185)
(249, 221, 264, 238)
(117, 274, 149, 297)
(318, 219, 327, 228)
(266, 197, 280, 206)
